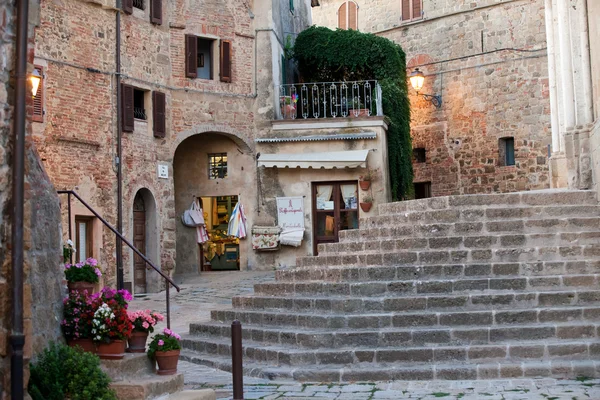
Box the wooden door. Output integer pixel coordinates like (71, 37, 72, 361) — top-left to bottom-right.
(133, 194, 147, 293)
(312, 182, 359, 255)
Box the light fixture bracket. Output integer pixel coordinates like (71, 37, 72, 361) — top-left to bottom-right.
(419, 93, 442, 108)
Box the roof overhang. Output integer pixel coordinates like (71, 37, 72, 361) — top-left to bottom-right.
(258, 149, 369, 169)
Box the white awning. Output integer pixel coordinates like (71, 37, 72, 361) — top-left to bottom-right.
(258, 149, 369, 169)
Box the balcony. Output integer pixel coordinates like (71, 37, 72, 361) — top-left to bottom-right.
(276, 80, 383, 120)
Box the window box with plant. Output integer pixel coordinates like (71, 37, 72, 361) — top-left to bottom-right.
(91, 287, 134, 359)
(64, 257, 102, 294)
(147, 328, 182, 375)
(127, 310, 164, 353)
(62, 291, 97, 354)
(360, 194, 373, 212)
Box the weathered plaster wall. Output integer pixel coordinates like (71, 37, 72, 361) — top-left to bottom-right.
(1, 0, 63, 397)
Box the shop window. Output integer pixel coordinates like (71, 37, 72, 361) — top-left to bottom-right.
(338, 1, 358, 30)
(402, 0, 422, 22)
(413, 148, 426, 163)
(499, 137, 515, 166)
(199, 195, 240, 271)
(75, 216, 94, 262)
(185, 36, 232, 82)
(133, 89, 147, 120)
(313, 182, 359, 254)
(208, 153, 228, 179)
(414, 182, 431, 199)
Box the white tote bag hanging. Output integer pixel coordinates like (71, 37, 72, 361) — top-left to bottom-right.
(181, 200, 204, 227)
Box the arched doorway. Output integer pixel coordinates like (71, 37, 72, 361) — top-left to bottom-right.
(133, 192, 147, 293)
(131, 188, 160, 294)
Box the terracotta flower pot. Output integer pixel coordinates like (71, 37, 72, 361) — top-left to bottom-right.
(67, 338, 96, 353)
(67, 281, 96, 294)
(359, 180, 371, 191)
(360, 202, 373, 212)
(97, 340, 126, 360)
(281, 104, 296, 119)
(128, 331, 149, 353)
(350, 108, 369, 118)
(155, 349, 180, 375)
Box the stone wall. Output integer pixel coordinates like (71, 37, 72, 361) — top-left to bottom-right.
(1, 0, 63, 398)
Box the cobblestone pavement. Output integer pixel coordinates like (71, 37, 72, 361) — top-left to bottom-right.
(131, 271, 600, 400)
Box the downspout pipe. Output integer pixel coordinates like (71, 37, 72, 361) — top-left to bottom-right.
(11, 0, 30, 398)
(116, 4, 124, 290)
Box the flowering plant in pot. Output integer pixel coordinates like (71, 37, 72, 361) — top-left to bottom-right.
(127, 310, 164, 353)
(359, 169, 377, 190)
(63, 239, 75, 263)
(64, 257, 102, 294)
(61, 291, 96, 353)
(360, 194, 374, 213)
(280, 93, 298, 119)
(147, 328, 182, 375)
(91, 287, 133, 359)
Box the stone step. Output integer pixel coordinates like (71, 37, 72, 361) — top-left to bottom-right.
(340, 216, 600, 243)
(377, 190, 598, 216)
(101, 353, 156, 381)
(297, 244, 600, 268)
(110, 373, 184, 400)
(180, 349, 600, 381)
(324, 232, 600, 256)
(276, 260, 600, 283)
(181, 333, 600, 367)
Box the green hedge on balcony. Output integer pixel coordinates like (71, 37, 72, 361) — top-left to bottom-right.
(293, 26, 413, 200)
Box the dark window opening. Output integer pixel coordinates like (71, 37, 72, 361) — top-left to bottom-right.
(197, 38, 214, 80)
(209, 153, 228, 179)
(134, 89, 147, 120)
(414, 182, 432, 199)
(499, 137, 515, 166)
(133, 0, 144, 9)
(413, 148, 426, 163)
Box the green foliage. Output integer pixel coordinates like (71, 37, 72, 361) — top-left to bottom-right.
(293, 26, 413, 200)
(29, 342, 117, 400)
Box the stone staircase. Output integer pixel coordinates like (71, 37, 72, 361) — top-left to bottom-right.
(180, 190, 600, 382)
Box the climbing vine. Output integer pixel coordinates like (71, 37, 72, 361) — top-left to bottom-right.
(293, 26, 413, 200)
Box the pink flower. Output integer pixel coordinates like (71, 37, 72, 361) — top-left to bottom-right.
(64, 263, 71, 270)
(142, 322, 149, 329)
(154, 313, 164, 322)
(86, 257, 98, 267)
(158, 340, 164, 346)
(94, 268, 102, 277)
(163, 328, 173, 336)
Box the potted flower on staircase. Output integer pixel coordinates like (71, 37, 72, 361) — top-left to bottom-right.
(62, 290, 96, 353)
(91, 287, 133, 360)
(65, 257, 102, 294)
(127, 310, 164, 353)
(147, 328, 182, 375)
(360, 194, 374, 213)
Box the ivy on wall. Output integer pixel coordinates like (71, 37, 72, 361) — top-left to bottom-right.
(293, 26, 413, 200)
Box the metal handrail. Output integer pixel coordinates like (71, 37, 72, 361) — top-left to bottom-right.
(57, 190, 180, 328)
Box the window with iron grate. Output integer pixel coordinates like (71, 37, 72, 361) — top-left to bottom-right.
(133, 0, 144, 10)
(208, 153, 228, 180)
(133, 89, 147, 120)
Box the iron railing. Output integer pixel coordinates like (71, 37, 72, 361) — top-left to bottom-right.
(134, 107, 147, 120)
(276, 80, 383, 120)
(133, 0, 144, 9)
(57, 190, 180, 328)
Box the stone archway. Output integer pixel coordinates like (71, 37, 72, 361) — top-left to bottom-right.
(131, 188, 161, 294)
(173, 131, 256, 276)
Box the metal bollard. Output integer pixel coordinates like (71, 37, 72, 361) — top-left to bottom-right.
(231, 320, 244, 400)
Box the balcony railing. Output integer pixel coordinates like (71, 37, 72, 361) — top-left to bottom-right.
(276, 80, 383, 120)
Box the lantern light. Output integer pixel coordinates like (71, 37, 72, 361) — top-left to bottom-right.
(409, 68, 442, 108)
(30, 68, 42, 97)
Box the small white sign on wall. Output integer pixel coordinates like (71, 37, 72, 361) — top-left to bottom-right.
(157, 164, 169, 179)
(276, 197, 305, 230)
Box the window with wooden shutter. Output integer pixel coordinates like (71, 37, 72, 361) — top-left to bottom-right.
(347, 1, 358, 30)
(150, 0, 162, 25)
(220, 40, 232, 83)
(402, 0, 422, 21)
(32, 66, 44, 123)
(185, 35, 198, 78)
(338, 2, 347, 29)
(152, 91, 166, 138)
(121, 84, 135, 132)
(123, 0, 133, 14)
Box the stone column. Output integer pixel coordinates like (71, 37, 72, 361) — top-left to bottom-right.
(557, 0, 576, 131)
(545, 0, 561, 153)
(578, 0, 594, 125)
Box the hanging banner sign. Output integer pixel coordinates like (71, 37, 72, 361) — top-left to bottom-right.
(276, 197, 305, 230)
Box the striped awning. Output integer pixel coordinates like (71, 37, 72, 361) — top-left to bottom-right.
(257, 149, 369, 169)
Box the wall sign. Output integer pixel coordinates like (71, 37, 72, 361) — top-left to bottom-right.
(276, 197, 304, 230)
(157, 164, 169, 179)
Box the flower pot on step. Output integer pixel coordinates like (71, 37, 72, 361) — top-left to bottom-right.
(155, 349, 180, 375)
(359, 180, 371, 191)
(360, 202, 373, 212)
(67, 281, 96, 294)
(97, 340, 126, 360)
(67, 338, 96, 353)
(128, 331, 148, 353)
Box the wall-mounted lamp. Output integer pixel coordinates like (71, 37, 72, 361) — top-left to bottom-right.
(30, 68, 42, 97)
(409, 68, 442, 108)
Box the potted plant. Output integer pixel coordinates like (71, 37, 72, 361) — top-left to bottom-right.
(280, 93, 298, 119)
(65, 257, 102, 294)
(62, 291, 96, 353)
(147, 328, 182, 375)
(359, 169, 376, 191)
(349, 97, 369, 118)
(91, 287, 133, 360)
(63, 239, 75, 263)
(127, 310, 164, 353)
(360, 194, 374, 212)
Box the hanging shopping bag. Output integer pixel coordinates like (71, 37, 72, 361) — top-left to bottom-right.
(181, 201, 204, 227)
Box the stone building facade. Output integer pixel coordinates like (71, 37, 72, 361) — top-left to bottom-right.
(1, 0, 64, 398)
(313, 0, 552, 196)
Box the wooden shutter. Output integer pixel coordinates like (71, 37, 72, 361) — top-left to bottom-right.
(152, 91, 166, 138)
(32, 66, 44, 123)
(151, 0, 162, 24)
(123, 0, 133, 14)
(412, 0, 422, 20)
(401, 0, 410, 20)
(121, 84, 134, 132)
(185, 35, 197, 78)
(338, 2, 347, 29)
(220, 40, 232, 83)
(348, 1, 358, 30)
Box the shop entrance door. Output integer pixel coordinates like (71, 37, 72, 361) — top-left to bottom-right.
(312, 182, 359, 255)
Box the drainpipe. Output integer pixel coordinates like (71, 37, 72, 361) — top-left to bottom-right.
(116, 3, 124, 290)
(11, 0, 30, 397)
